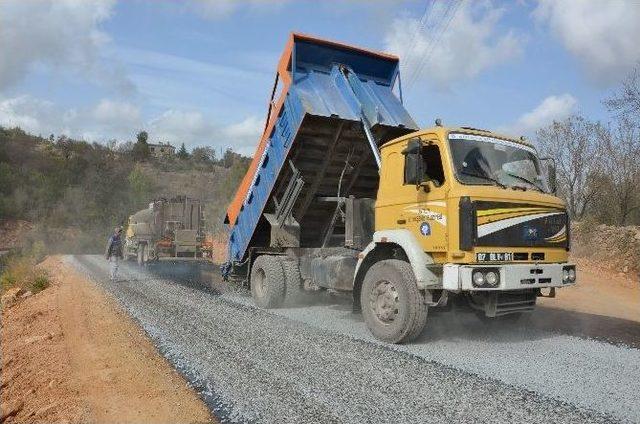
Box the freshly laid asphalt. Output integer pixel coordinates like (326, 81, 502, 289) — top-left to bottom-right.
(69, 255, 639, 424)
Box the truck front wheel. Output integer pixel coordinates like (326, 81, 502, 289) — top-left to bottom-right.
(361, 259, 427, 344)
(251, 255, 285, 309)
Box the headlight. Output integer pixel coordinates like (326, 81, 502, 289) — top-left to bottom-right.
(568, 268, 576, 281)
(472, 271, 485, 286)
(472, 268, 500, 288)
(485, 271, 499, 286)
(562, 269, 569, 282)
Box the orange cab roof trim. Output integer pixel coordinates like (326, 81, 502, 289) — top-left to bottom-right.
(224, 32, 398, 228)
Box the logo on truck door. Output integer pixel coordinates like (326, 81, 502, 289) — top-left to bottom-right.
(403, 201, 447, 226)
(420, 222, 431, 236)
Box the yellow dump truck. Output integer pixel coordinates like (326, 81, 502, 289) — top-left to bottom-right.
(223, 34, 575, 343)
(125, 196, 205, 265)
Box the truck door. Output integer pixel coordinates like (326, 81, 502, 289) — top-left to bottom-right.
(410, 137, 448, 253)
(376, 136, 448, 254)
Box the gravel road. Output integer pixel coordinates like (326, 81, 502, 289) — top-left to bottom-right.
(68, 255, 640, 423)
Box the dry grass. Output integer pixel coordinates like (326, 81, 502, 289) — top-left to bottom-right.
(0, 242, 50, 294)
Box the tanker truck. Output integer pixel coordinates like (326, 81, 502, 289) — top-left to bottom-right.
(222, 33, 576, 343)
(125, 196, 205, 265)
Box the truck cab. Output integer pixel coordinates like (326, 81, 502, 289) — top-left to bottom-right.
(358, 126, 575, 337)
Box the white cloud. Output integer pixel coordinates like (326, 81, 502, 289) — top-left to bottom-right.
(150, 110, 210, 144)
(187, 0, 290, 20)
(150, 109, 263, 154)
(0, 94, 262, 154)
(384, 1, 524, 88)
(93, 99, 141, 127)
(225, 116, 264, 140)
(0, 92, 263, 154)
(0, 0, 132, 93)
(534, 0, 640, 85)
(0, 95, 143, 141)
(501, 94, 577, 136)
(0, 96, 55, 134)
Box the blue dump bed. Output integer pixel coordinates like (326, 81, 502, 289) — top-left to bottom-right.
(225, 33, 418, 263)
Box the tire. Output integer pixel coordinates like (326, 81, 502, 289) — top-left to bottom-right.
(281, 257, 303, 303)
(137, 244, 146, 266)
(250, 255, 286, 309)
(360, 259, 427, 344)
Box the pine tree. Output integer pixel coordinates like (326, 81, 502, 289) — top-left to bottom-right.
(177, 142, 189, 159)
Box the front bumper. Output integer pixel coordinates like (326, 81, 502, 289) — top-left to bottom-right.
(442, 263, 576, 291)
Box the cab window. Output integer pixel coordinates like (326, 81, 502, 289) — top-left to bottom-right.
(404, 144, 445, 186)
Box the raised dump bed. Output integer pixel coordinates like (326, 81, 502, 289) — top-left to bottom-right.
(225, 33, 417, 265)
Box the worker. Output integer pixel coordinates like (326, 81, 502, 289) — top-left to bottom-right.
(105, 226, 124, 281)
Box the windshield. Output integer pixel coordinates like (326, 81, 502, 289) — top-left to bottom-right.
(448, 133, 548, 192)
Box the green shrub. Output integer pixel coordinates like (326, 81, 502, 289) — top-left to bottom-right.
(0, 253, 50, 294)
(31, 274, 50, 292)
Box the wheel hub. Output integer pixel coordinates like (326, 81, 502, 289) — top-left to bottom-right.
(370, 280, 399, 323)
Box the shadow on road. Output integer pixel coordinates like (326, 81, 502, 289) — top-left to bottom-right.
(530, 307, 640, 348)
(414, 305, 640, 348)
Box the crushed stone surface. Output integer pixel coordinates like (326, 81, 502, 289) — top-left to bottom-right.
(69, 255, 637, 424)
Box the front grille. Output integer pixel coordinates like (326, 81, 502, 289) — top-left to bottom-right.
(494, 290, 537, 316)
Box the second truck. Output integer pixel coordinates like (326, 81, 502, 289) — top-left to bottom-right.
(125, 196, 206, 265)
(222, 34, 576, 343)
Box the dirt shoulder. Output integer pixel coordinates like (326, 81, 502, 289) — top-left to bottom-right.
(1, 256, 213, 424)
(539, 258, 639, 323)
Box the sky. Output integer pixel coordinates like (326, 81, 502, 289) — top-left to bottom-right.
(1, 0, 639, 156)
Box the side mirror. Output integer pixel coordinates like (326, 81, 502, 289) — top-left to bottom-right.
(402, 138, 423, 188)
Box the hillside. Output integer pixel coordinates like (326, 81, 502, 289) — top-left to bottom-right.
(0, 126, 250, 254)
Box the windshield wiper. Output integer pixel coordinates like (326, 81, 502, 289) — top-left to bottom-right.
(460, 169, 507, 188)
(504, 171, 544, 192)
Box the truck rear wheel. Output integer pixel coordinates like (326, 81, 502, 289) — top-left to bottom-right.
(281, 258, 303, 303)
(361, 259, 427, 344)
(251, 255, 285, 309)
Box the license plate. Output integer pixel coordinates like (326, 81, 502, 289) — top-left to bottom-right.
(476, 252, 513, 262)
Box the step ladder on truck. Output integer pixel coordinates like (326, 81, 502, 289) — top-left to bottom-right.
(222, 33, 576, 344)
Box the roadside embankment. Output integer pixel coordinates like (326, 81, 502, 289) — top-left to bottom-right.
(572, 222, 640, 282)
(1, 256, 213, 424)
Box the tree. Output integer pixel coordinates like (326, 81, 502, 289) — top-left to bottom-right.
(605, 65, 640, 121)
(177, 142, 189, 159)
(536, 115, 604, 220)
(596, 119, 640, 224)
(128, 163, 154, 207)
(222, 147, 241, 168)
(132, 130, 150, 161)
(191, 146, 215, 163)
(136, 131, 148, 144)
